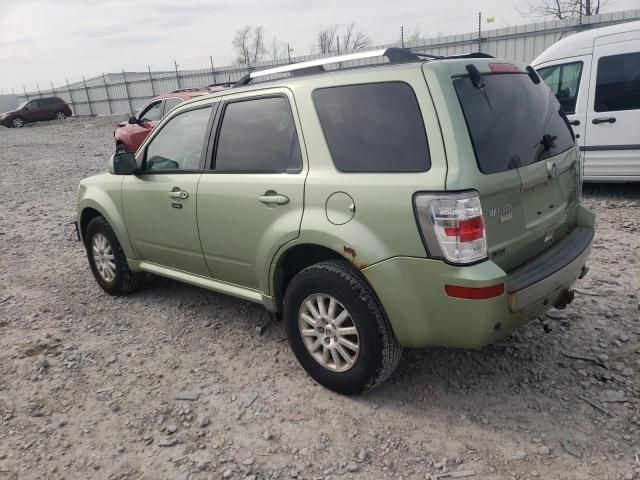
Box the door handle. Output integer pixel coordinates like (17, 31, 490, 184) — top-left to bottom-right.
(592, 117, 616, 124)
(258, 193, 289, 205)
(569, 120, 580, 126)
(168, 188, 189, 199)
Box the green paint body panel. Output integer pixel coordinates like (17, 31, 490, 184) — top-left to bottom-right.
(77, 58, 595, 350)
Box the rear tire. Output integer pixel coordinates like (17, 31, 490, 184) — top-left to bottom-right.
(284, 259, 402, 395)
(54, 111, 66, 120)
(11, 116, 24, 128)
(85, 216, 142, 296)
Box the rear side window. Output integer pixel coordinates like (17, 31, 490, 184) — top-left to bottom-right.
(454, 73, 574, 175)
(214, 96, 302, 173)
(537, 61, 583, 114)
(595, 51, 640, 112)
(164, 97, 182, 115)
(313, 82, 430, 172)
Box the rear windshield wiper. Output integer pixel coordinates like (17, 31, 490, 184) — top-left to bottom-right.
(465, 64, 484, 89)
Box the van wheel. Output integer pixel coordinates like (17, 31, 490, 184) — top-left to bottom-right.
(85, 216, 142, 296)
(284, 260, 402, 395)
(54, 111, 66, 120)
(11, 117, 24, 128)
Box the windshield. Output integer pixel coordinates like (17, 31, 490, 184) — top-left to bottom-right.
(453, 72, 574, 175)
(17, 101, 28, 110)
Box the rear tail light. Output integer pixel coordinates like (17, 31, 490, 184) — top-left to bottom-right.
(414, 191, 487, 264)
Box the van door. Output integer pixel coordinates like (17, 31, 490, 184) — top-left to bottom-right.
(537, 56, 590, 148)
(584, 38, 640, 180)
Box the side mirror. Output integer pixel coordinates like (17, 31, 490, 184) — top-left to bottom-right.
(109, 152, 137, 175)
(127, 116, 138, 125)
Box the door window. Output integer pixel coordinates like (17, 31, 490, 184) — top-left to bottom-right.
(163, 97, 183, 116)
(595, 51, 640, 112)
(537, 61, 583, 114)
(214, 96, 302, 173)
(143, 106, 212, 172)
(139, 101, 163, 122)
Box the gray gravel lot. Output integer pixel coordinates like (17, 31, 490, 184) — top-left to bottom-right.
(0, 117, 639, 480)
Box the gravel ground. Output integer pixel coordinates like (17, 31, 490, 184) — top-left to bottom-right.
(0, 117, 639, 480)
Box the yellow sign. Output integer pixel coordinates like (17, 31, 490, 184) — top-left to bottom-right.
(486, 16, 496, 23)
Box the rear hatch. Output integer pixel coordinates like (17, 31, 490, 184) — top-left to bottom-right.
(447, 62, 580, 272)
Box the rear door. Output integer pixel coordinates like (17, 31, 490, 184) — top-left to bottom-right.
(584, 36, 640, 179)
(196, 88, 306, 292)
(452, 67, 579, 272)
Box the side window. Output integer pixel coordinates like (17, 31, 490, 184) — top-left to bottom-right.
(144, 106, 212, 172)
(538, 62, 583, 114)
(163, 97, 183, 116)
(595, 51, 640, 112)
(139, 101, 163, 122)
(215, 96, 302, 173)
(28, 100, 39, 109)
(313, 82, 430, 172)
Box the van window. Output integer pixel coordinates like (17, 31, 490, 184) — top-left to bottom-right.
(537, 61, 583, 114)
(215, 96, 302, 173)
(595, 51, 640, 112)
(313, 82, 430, 173)
(454, 73, 574, 175)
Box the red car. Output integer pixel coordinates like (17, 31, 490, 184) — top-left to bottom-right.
(0, 96, 72, 128)
(114, 88, 223, 153)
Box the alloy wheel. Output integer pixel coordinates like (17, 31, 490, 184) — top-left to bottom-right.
(298, 293, 360, 372)
(12, 118, 24, 128)
(55, 111, 66, 120)
(92, 233, 116, 282)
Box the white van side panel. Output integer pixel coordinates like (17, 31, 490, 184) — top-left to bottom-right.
(583, 35, 640, 181)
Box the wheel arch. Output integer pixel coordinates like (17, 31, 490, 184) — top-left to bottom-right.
(77, 191, 137, 260)
(270, 243, 351, 311)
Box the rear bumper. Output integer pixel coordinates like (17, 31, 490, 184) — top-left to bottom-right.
(362, 204, 595, 349)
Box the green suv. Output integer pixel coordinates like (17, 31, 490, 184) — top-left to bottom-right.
(76, 48, 594, 395)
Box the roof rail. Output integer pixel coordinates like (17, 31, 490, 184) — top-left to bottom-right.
(171, 87, 207, 93)
(233, 48, 494, 87)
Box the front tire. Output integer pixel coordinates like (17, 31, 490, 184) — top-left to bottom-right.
(284, 260, 402, 395)
(54, 111, 66, 120)
(115, 143, 128, 154)
(11, 116, 24, 128)
(85, 216, 142, 296)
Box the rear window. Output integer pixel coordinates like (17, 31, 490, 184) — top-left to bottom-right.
(313, 82, 430, 172)
(454, 73, 574, 174)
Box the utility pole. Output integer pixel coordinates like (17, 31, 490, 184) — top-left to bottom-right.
(36, 83, 42, 98)
(336, 36, 341, 55)
(50, 81, 57, 97)
(287, 43, 292, 63)
(147, 65, 156, 96)
(23, 85, 29, 100)
(210, 55, 216, 84)
(401, 25, 405, 48)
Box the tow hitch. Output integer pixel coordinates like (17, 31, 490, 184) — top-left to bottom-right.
(554, 289, 575, 310)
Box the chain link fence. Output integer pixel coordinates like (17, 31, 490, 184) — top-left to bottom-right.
(15, 8, 640, 117)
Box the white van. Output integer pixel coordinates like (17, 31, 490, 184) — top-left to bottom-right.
(532, 20, 640, 182)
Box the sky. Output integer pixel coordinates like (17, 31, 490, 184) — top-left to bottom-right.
(0, 0, 638, 93)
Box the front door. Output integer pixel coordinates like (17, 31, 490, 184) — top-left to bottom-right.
(130, 100, 164, 152)
(197, 90, 306, 292)
(584, 39, 640, 179)
(122, 104, 215, 276)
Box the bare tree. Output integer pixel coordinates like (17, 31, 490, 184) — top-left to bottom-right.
(269, 36, 287, 61)
(316, 23, 370, 54)
(341, 22, 371, 52)
(232, 25, 252, 65)
(232, 25, 267, 66)
(516, 0, 607, 20)
(317, 25, 339, 54)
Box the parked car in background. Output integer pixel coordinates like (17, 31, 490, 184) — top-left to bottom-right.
(114, 87, 225, 153)
(0, 96, 72, 128)
(77, 48, 594, 395)
(533, 20, 640, 182)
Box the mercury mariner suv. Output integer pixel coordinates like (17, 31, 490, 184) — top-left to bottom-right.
(76, 48, 594, 395)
